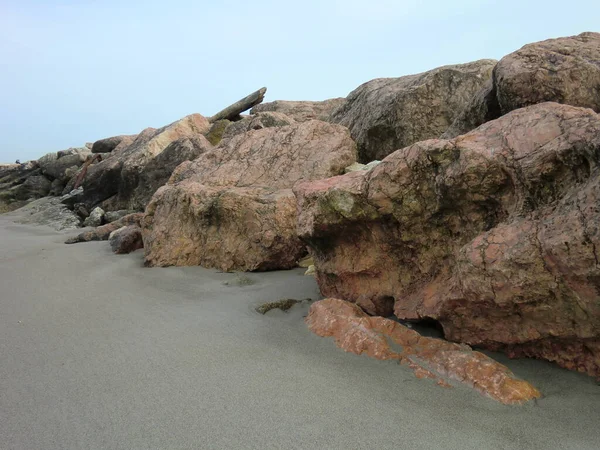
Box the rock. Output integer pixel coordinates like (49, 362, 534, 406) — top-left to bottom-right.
(60, 187, 85, 208)
(82, 114, 210, 210)
(496, 32, 600, 115)
(304, 265, 316, 276)
(205, 120, 231, 146)
(73, 203, 89, 219)
(247, 112, 295, 130)
(133, 135, 213, 208)
(255, 298, 308, 315)
(220, 112, 296, 141)
(36, 152, 58, 170)
(57, 147, 89, 159)
(65, 212, 143, 244)
(12, 175, 52, 201)
(91, 134, 136, 154)
(144, 186, 304, 271)
(251, 98, 346, 122)
(344, 160, 381, 173)
(104, 210, 137, 223)
(11, 197, 81, 230)
(109, 225, 144, 254)
(85, 142, 93, 150)
(297, 255, 314, 268)
(143, 120, 357, 270)
(306, 299, 541, 405)
(445, 32, 600, 138)
(83, 206, 105, 227)
(331, 60, 496, 162)
(296, 102, 600, 377)
(49, 178, 65, 196)
(42, 152, 89, 182)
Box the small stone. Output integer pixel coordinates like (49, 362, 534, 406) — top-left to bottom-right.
(83, 207, 105, 227)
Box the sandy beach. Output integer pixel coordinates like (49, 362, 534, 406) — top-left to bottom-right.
(1, 211, 599, 450)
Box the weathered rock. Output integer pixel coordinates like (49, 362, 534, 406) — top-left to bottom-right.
(251, 98, 346, 122)
(65, 213, 143, 244)
(11, 197, 81, 230)
(0, 167, 50, 212)
(83, 206, 105, 227)
(307, 299, 541, 405)
(444, 32, 600, 138)
(82, 114, 210, 210)
(296, 103, 600, 377)
(104, 210, 137, 223)
(331, 60, 496, 162)
(57, 147, 89, 159)
(144, 186, 304, 271)
(60, 187, 85, 208)
(49, 178, 65, 196)
(205, 120, 231, 146)
(220, 112, 296, 141)
(42, 152, 89, 182)
(496, 32, 600, 115)
(344, 160, 382, 173)
(109, 225, 144, 254)
(255, 298, 308, 315)
(91, 134, 136, 154)
(133, 135, 213, 208)
(143, 120, 357, 270)
(12, 175, 52, 201)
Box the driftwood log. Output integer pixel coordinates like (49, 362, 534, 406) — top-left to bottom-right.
(209, 87, 267, 123)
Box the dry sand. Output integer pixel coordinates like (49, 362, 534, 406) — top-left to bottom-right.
(1, 210, 599, 450)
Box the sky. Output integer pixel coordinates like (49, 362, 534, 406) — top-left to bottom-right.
(1, 0, 598, 162)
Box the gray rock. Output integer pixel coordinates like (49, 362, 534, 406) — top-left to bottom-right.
(91, 135, 136, 154)
(83, 206, 105, 227)
(331, 59, 497, 162)
(13, 197, 81, 230)
(60, 187, 85, 208)
(42, 153, 88, 181)
(49, 178, 66, 196)
(108, 225, 144, 254)
(344, 160, 381, 173)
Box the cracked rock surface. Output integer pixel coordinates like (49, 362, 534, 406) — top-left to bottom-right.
(296, 102, 600, 378)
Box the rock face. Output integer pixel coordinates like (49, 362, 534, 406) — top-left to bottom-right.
(133, 135, 213, 209)
(0, 163, 51, 211)
(12, 197, 81, 230)
(331, 60, 496, 162)
(91, 135, 136, 154)
(143, 120, 357, 271)
(109, 225, 144, 254)
(65, 213, 143, 244)
(307, 299, 541, 405)
(81, 114, 211, 210)
(445, 32, 600, 138)
(296, 102, 600, 377)
(250, 98, 346, 122)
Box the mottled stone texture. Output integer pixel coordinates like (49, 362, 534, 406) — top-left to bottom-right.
(81, 114, 211, 210)
(109, 225, 144, 254)
(296, 103, 600, 378)
(306, 299, 541, 405)
(65, 213, 143, 244)
(445, 32, 600, 138)
(143, 120, 357, 271)
(331, 60, 496, 162)
(250, 98, 346, 122)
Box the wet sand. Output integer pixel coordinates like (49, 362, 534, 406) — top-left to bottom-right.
(1, 211, 599, 449)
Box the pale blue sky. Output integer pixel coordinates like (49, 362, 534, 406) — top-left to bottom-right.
(1, 0, 598, 162)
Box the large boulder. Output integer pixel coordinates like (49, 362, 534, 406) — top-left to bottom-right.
(132, 135, 213, 209)
(295, 102, 600, 378)
(143, 120, 357, 270)
(41, 151, 90, 182)
(331, 60, 496, 162)
(306, 299, 541, 405)
(250, 98, 346, 122)
(445, 32, 600, 138)
(91, 134, 137, 154)
(1, 164, 52, 212)
(81, 114, 210, 210)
